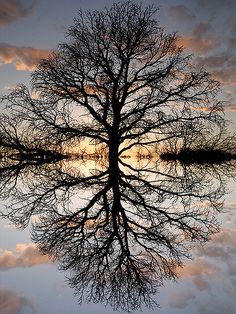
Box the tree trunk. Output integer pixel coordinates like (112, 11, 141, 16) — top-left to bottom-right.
(108, 130, 119, 175)
(108, 101, 121, 176)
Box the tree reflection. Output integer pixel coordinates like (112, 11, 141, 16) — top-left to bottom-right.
(0, 154, 230, 312)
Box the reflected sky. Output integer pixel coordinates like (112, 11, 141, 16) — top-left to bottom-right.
(0, 155, 236, 313)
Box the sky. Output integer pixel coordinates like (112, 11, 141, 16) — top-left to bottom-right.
(0, 1, 236, 314)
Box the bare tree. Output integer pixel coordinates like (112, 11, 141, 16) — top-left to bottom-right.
(160, 120, 236, 164)
(0, 1, 233, 312)
(1, 1, 224, 161)
(0, 154, 227, 311)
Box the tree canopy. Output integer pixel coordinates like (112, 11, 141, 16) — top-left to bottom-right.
(1, 1, 225, 160)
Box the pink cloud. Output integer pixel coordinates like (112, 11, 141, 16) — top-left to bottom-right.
(0, 43, 50, 71)
(212, 68, 236, 86)
(177, 21, 217, 54)
(178, 259, 216, 278)
(0, 0, 36, 26)
(0, 287, 35, 314)
(209, 228, 236, 246)
(175, 228, 236, 289)
(0, 243, 51, 270)
(179, 35, 217, 54)
(167, 226, 236, 311)
(224, 202, 236, 210)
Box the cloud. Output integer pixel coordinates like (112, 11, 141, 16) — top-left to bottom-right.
(222, 104, 236, 112)
(191, 36, 236, 86)
(0, 0, 36, 26)
(196, 297, 235, 314)
(195, 228, 236, 260)
(226, 37, 236, 50)
(229, 20, 236, 34)
(176, 259, 216, 293)
(168, 5, 196, 23)
(192, 276, 211, 291)
(178, 22, 217, 54)
(0, 243, 51, 270)
(168, 289, 196, 309)
(174, 228, 236, 292)
(196, 0, 235, 15)
(224, 201, 236, 210)
(178, 259, 216, 278)
(167, 226, 236, 312)
(196, 55, 228, 69)
(208, 228, 236, 246)
(212, 68, 236, 86)
(179, 36, 217, 54)
(195, 59, 236, 88)
(192, 23, 212, 38)
(0, 43, 50, 70)
(0, 287, 35, 314)
(226, 277, 236, 294)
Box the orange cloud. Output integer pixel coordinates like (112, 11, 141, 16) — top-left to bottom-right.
(175, 227, 236, 292)
(0, 243, 51, 270)
(178, 259, 215, 277)
(0, 0, 35, 26)
(178, 36, 217, 54)
(177, 21, 217, 54)
(0, 43, 50, 70)
(196, 228, 236, 259)
(167, 227, 236, 310)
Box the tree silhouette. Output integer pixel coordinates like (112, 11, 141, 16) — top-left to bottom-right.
(1, 1, 224, 160)
(0, 1, 234, 312)
(0, 154, 228, 311)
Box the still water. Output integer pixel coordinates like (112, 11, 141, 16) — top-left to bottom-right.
(0, 157, 236, 314)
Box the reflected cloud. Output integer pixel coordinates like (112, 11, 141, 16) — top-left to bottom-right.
(167, 226, 236, 311)
(196, 300, 235, 314)
(0, 287, 35, 314)
(0, 43, 50, 71)
(0, 0, 36, 27)
(168, 285, 235, 313)
(0, 243, 51, 270)
(168, 289, 196, 309)
(177, 228, 236, 282)
(178, 259, 216, 278)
